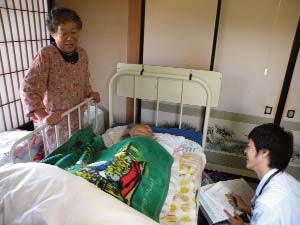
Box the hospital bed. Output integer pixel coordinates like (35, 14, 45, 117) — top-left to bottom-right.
(1, 63, 222, 225)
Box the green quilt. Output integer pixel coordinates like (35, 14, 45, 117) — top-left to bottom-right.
(41, 127, 173, 221)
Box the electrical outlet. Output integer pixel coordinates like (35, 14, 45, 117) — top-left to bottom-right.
(207, 127, 214, 135)
(287, 110, 295, 118)
(264, 106, 272, 115)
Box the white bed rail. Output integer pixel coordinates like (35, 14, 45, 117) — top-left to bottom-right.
(9, 98, 99, 163)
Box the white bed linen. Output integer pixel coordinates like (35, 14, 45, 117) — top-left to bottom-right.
(159, 139, 205, 225)
(153, 133, 185, 156)
(0, 130, 30, 155)
(0, 162, 159, 225)
(101, 126, 206, 223)
(0, 130, 41, 166)
(1, 128, 205, 225)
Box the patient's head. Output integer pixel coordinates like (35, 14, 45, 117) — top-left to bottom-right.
(129, 124, 153, 138)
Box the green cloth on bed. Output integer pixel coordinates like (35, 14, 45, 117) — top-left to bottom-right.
(40, 126, 105, 169)
(41, 126, 173, 221)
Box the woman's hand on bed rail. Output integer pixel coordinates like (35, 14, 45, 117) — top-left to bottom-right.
(88, 91, 101, 103)
(42, 111, 63, 126)
(34, 109, 62, 126)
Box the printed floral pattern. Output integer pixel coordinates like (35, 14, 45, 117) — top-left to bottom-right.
(161, 153, 203, 225)
(20, 45, 93, 152)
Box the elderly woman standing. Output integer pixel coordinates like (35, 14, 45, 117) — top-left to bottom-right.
(20, 7, 100, 153)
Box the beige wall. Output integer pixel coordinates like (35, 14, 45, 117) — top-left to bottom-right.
(55, 0, 128, 122)
(144, 0, 217, 70)
(143, 0, 299, 119)
(142, 0, 300, 143)
(215, 0, 299, 117)
(53, 0, 299, 134)
(213, 0, 300, 144)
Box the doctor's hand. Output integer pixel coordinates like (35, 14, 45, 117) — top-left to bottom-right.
(225, 192, 251, 214)
(224, 210, 244, 225)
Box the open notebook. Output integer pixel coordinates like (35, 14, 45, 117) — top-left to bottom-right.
(199, 178, 254, 224)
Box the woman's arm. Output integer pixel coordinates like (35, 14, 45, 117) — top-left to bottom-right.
(20, 50, 49, 118)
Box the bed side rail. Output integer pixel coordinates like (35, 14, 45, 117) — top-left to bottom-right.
(9, 98, 99, 163)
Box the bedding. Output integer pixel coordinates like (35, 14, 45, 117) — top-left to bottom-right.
(101, 124, 206, 224)
(0, 130, 43, 166)
(40, 127, 174, 221)
(0, 162, 160, 225)
(2, 129, 205, 225)
(4, 63, 219, 225)
(38, 126, 205, 224)
(0, 109, 99, 167)
(109, 124, 203, 146)
(160, 156, 202, 225)
(160, 139, 205, 225)
(151, 126, 203, 146)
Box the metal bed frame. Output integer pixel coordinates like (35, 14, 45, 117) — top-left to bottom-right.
(9, 97, 98, 163)
(109, 63, 222, 150)
(9, 63, 222, 163)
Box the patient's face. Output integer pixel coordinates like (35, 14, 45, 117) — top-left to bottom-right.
(130, 125, 153, 138)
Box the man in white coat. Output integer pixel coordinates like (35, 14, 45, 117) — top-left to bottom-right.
(224, 123, 300, 225)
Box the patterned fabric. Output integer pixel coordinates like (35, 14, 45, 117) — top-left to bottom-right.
(41, 127, 174, 222)
(75, 143, 147, 205)
(160, 153, 203, 225)
(20, 45, 93, 152)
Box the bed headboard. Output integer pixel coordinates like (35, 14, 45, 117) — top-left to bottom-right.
(109, 63, 222, 150)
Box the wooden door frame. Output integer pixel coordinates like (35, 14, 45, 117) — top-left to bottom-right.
(126, 0, 145, 123)
(274, 18, 300, 125)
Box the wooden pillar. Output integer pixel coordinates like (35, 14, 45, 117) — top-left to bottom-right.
(126, 0, 143, 123)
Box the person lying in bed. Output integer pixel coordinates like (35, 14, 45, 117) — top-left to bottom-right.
(40, 124, 187, 221)
(101, 124, 185, 157)
(102, 124, 153, 148)
(75, 124, 156, 206)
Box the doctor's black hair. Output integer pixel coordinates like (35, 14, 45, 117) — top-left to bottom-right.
(248, 123, 293, 171)
(46, 7, 82, 33)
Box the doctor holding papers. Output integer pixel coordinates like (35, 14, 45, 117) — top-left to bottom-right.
(223, 124, 300, 225)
